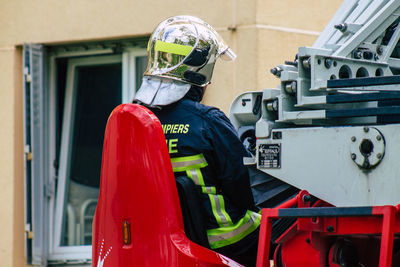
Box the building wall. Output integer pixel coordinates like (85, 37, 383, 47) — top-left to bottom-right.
(0, 0, 342, 266)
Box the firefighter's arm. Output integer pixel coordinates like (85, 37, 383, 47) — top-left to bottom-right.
(205, 109, 257, 211)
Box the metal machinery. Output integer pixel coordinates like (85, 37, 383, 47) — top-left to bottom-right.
(92, 1, 400, 267)
(229, 0, 400, 266)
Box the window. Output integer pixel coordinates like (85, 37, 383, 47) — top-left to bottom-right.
(23, 41, 147, 266)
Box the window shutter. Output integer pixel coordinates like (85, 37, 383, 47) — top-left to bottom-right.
(122, 50, 147, 103)
(23, 43, 46, 266)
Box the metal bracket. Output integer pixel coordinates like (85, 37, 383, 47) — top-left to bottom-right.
(350, 127, 385, 169)
(25, 223, 33, 239)
(24, 145, 32, 161)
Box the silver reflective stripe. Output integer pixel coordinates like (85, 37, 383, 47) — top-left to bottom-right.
(210, 194, 231, 227)
(171, 154, 234, 231)
(207, 212, 260, 244)
(188, 169, 200, 185)
(202, 186, 216, 194)
(171, 157, 206, 169)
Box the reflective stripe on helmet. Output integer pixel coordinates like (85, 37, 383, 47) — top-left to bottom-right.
(154, 40, 193, 56)
(207, 210, 261, 249)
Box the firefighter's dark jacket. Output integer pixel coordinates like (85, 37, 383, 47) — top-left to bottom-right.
(151, 95, 261, 250)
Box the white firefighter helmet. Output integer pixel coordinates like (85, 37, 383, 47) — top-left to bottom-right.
(133, 15, 236, 107)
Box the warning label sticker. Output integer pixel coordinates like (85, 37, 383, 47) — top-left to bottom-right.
(258, 144, 281, 168)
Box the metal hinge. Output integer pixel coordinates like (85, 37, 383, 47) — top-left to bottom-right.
(25, 145, 32, 161)
(25, 223, 33, 239)
(24, 66, 31, 83)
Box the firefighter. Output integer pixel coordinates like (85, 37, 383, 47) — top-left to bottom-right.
(133, 15, 260, 266)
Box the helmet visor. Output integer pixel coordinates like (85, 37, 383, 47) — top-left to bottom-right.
(219, 47, 236, 61)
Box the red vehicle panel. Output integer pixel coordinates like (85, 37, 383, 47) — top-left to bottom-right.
(92, 104, 241, 267)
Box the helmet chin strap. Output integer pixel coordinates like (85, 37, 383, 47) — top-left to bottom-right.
(183, 71, 207, 85)
(131, 99, 162, 110)
(184, 85, 206, 102)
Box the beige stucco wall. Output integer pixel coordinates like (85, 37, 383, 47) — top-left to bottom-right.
(0, 47, 26, 267)
(0, 48, 17, 267)
(0, 0, 343, 266)
(254, 0, 343, 91)
(1, 0, 253, 46)
(205, 0, 343, 111)
(12, 47, 27, 267)
(257, 0, 342, 31)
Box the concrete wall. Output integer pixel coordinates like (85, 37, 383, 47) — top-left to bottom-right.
(0, 0, 343, 265)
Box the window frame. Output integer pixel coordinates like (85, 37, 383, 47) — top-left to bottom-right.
(122, 48, 148, 103)
(51, 55, 122, 260)
(42, 46, 146, 264)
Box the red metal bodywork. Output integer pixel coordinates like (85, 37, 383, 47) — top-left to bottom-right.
(92, 104, 241, 267)
(256, 191, 400, 267)
(92, 103, 400, 267)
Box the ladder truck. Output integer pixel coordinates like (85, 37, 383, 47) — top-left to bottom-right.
(93, 0, 400, 266)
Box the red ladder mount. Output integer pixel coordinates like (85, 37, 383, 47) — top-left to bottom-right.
(256, 190, 400, 267)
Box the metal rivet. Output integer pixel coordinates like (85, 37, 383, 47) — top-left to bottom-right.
(324, 58, 332, 69)
(376, 135, 382, 141)
(303, 195, 311, 203)
(377, 46, 383, 55)
(351, 136, 356, 142)
(377, 153, 382, 159)
(363, 127, 369, 133)
(351, 153, 357, 160)
(334, 23, 347, 32)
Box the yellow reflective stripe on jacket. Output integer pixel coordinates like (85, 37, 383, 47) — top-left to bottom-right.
(207, 210, 261, 249)
(202, 186, 216, 194)
(154, 40, 193, 56)
(186, 168, 205, 187)
(208, 194, 233, 227)
(171, 154, 208, 172)
(171, 154, 233, 227)
(171, 154, 258, 249)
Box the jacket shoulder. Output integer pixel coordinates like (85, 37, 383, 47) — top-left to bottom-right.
(204, 106, 233, 127)
(180, 99, 233, 128)
(180, 100, 217, 116)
